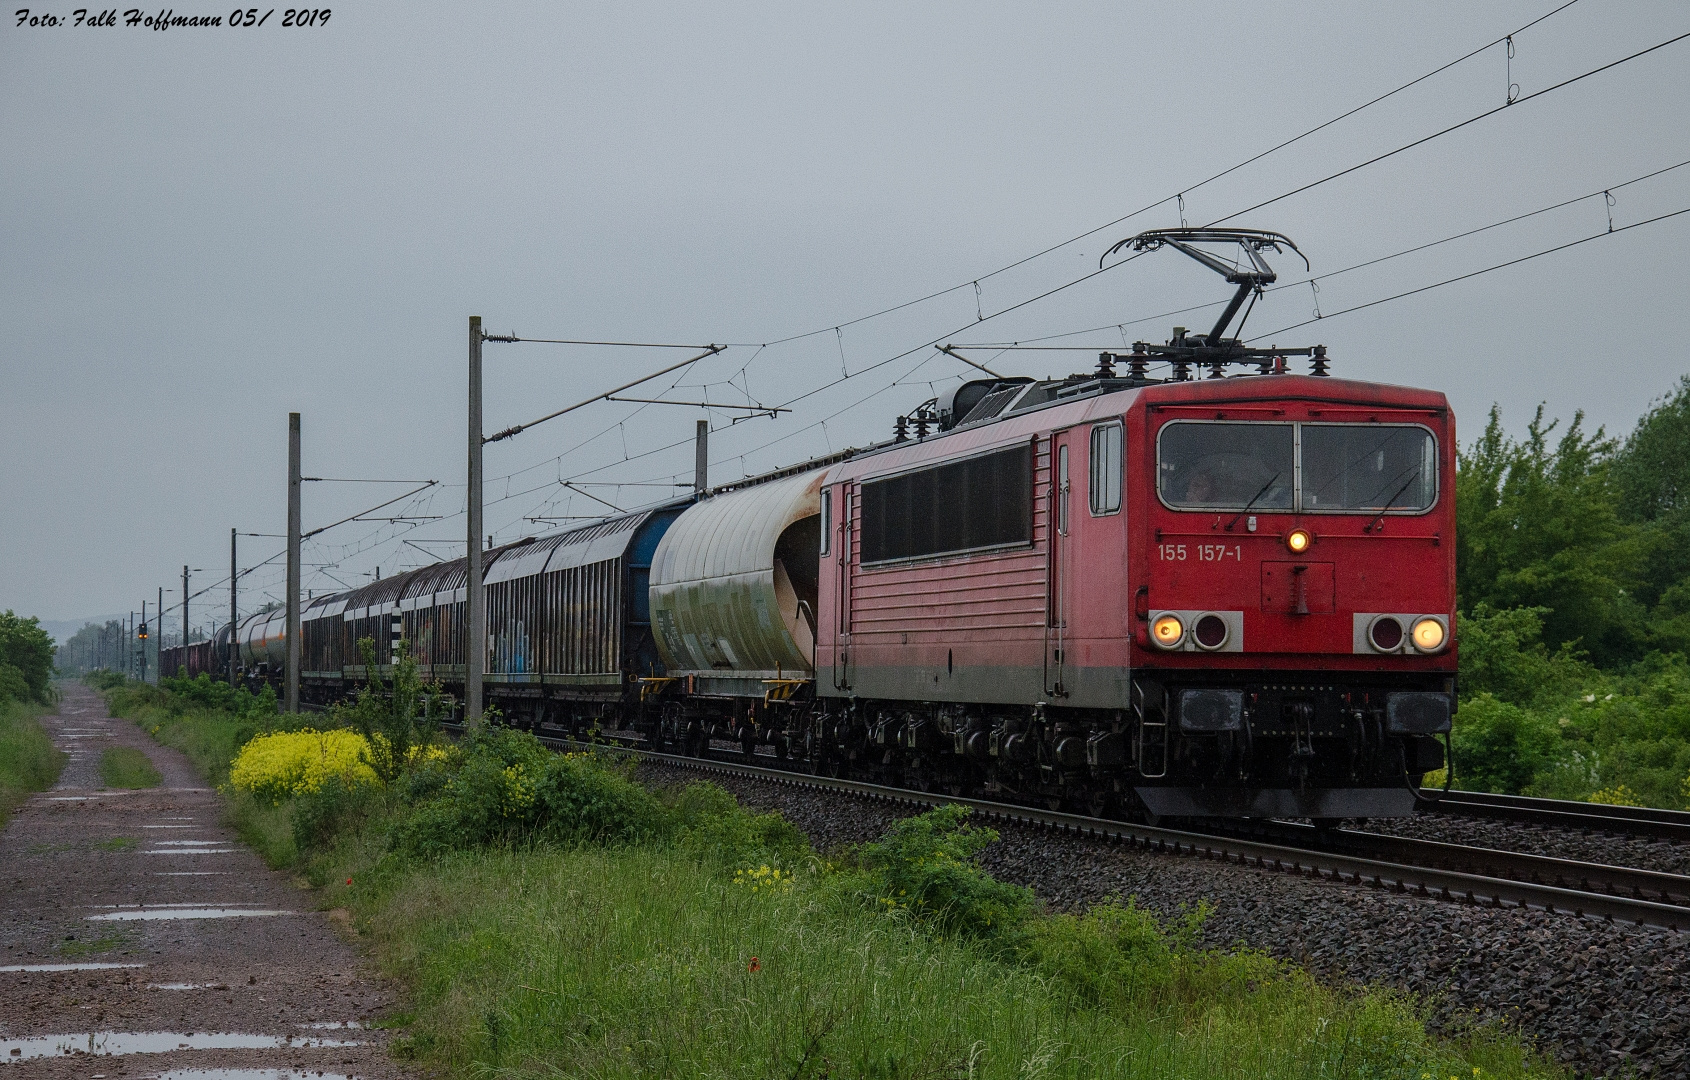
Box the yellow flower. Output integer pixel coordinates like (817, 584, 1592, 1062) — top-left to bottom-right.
(1588, 785, 1644, 808)
(500, 763, 536, 816)
(229, 729, 378, 802)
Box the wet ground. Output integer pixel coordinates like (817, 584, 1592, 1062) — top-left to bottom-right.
(0, 684, 412, 1080)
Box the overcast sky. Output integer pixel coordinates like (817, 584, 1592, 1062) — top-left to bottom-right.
(3, 1, 1687, 637)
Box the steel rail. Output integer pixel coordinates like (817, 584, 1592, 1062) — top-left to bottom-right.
(529, 731, 1689, 932)
(1420, 788, 1690, 843)
(1211, 820, 1690, 907)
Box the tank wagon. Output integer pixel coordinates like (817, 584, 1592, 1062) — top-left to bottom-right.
(193, 229, 1457, 822)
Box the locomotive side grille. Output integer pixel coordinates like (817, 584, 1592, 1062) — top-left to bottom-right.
(850, 437, 1051, 638)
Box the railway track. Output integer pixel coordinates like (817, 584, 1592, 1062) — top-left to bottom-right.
(527, 729, 1690, 933)
(1214, 819, 1690, 908)
(1419, 787, 1690, 843)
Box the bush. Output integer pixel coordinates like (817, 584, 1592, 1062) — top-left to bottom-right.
(389, 731, 669, 857)
(292, 773, 382, 851)
(670, 781, 809, 869)
(1450, 694, 1565, 794)
(825, 804, 1034, 939)
(163, 671, 278, 721)
(84, 669, 131, 692)
(1458, 604, 1589, 708)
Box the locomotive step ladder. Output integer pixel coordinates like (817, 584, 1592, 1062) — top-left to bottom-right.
(1136, 714, 1168, 779)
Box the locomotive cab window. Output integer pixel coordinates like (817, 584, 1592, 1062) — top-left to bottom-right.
(1089, 422, 1122, 515)
(1301, 424, 1436, 512)
(1157, 420, 1438, 514)
(1159, 422, 1294, 510)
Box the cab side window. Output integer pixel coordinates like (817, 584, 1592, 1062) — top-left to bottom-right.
(1089, 422, 1122, 515)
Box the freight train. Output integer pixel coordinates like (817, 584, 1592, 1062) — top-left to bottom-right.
(164, 230, 1456, 823)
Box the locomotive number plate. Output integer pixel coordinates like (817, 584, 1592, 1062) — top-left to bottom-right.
(1159, 544, 1242, 562)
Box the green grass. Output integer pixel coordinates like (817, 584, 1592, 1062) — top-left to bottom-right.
(106, 681, 299, 867)
(336, 844, 1554, 1080)
(57, 929, 134, 957)
(0, 700, 65, 827)
(109, 680, 1561, 1080)
(93, 836, 137, 852)
(97, 745, 161, 788)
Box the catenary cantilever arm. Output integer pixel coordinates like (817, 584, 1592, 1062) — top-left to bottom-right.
(484, 345, 725, 443)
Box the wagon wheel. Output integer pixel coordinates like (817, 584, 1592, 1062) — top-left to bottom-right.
(740, 730, 758, 763)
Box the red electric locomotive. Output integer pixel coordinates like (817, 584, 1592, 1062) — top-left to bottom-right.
(801, 230, 1456, 821)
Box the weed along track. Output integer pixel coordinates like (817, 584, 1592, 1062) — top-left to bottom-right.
(0, 683, 413, 1079)
(624, 751, 1690, 1077)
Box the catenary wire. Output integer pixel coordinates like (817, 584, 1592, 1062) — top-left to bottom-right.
(740, 0, 1586, 351)
(1246, 204, 1690, 341)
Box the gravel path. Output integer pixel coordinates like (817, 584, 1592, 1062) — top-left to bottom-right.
(639, 761, 1690, 1080)
(0, 684, 413, 1079)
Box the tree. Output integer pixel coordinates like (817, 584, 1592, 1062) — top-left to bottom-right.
(1612, 375, 1690, 524)
(0, 612, 56, 704)
(1455, 406, 1638, 665)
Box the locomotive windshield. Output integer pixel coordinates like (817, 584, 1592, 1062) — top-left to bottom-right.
(1158, 421, 1437, 513)
(1158, 422, 1294, 510)
(1301, 424, 1436, 512)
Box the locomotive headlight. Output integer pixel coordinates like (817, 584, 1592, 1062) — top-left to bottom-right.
(1412, 617, 1447, 652)
(1286, 528, 1312, 554)
(1151, 613, 1185, 648)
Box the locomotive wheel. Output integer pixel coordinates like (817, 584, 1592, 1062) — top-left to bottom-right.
(1085, 788, 1113, 819)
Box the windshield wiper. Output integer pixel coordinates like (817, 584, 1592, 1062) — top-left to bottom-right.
(1364, 470, 1420, 533)
(1225, 472, 1281, 532)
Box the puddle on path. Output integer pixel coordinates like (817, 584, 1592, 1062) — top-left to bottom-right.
(1, 1030, 363, 1060)
(151, 841, 225, 847)
(147, 983, 229, 991)
(153, 872, 230, 877)
(88, 908, 293, 922)
(143, 825, 200, 830)
(147, 1070, 352, 1079)
(0, 963, 145, 973)
(143, 850, 236, 856)
(297, 1022, 362, 1030)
